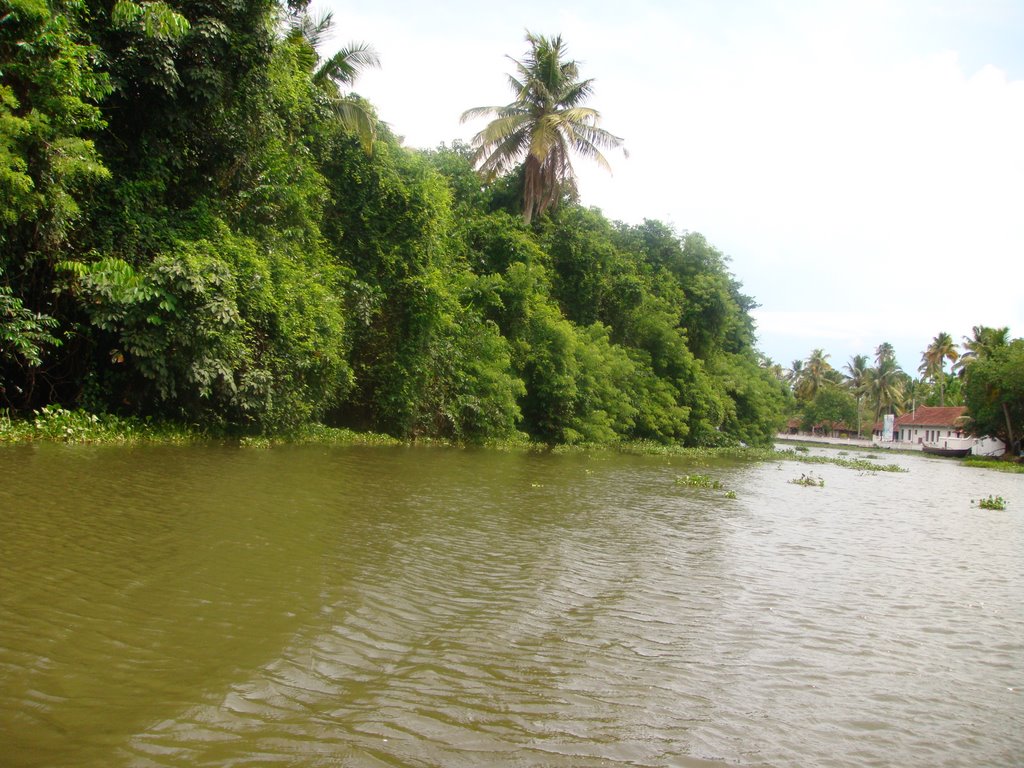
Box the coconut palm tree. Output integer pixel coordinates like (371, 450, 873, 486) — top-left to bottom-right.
(918, 331, 959, 406)
(875, 341, 896, 366)
(801, 348, 833, 401)
(843, 354, 869, 392)
(284, 9, 380, 152)
(461, 32, 626, 224)
(786, 359, 806, 394)
(955, 325, 1009, 372)
(868, 355, 905, 425)
(843, 354, 869, 435)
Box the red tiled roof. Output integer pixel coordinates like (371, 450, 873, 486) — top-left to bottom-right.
(894, 406, 967, 428)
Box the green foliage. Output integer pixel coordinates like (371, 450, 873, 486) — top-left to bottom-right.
(0, 404, 200, 443)
(110, 1, 189, 38)
(0, 5, 789, 447)
(961, 338, 1024, 456)
(975, 495, 1006, 510)
(0, 272, 60, 368)
(675, 473, 722, 489)
(421, 141, 493, 212)
(712, 352, 790, 446)
(318, 128, 524, 440)
(0, 0, 111, 250)
(963, 457, 1024, 473)
(800, 385, 858, 432)
(60, 221, 351, 430)
(775, 449, 907, 473)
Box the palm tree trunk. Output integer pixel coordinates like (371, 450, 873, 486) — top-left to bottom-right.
(522, 154, 542, 225)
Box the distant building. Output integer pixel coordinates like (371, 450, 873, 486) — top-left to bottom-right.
(893, 406, 1005, 457)
(784, 405, 1004, 456)
(894, 406, 968, 445)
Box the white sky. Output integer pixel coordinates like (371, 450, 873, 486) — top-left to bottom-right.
(316, 0, 1024, 374)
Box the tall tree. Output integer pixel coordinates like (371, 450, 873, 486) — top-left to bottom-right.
(282, 7, 380, 152)
(786, 359, 804, 388)
(461, 32, 625, 224)
(875, 341, 896, 366)
(955, 325, 1009, 372)
(798, 348, 832, 401)
(961, 338, 1023, 457)
(843, 354, 869, 392)
(843, 354, 869, 435)
(918, 331, 958, 406)
(868, 353, 904, 425)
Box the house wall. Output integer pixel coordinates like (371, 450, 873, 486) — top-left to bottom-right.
(898, 426, 963, 444)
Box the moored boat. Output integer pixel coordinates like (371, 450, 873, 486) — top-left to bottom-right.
(921, 436, 973, 458)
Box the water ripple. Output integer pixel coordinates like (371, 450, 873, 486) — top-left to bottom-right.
(1, 445, 1021, 766)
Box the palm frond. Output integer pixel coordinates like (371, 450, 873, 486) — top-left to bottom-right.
(460, 105, 503, 123)
(477, 129, 531, 178)
(571, 122, 625, 151)
(290, 9, 334, 49)
(331, 98, 377, 154)
(314, 42, 380, 88)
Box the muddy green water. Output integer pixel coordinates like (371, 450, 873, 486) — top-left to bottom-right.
(0, 444, 1021, 767)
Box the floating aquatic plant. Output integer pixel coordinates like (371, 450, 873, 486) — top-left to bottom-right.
(775, 449, 907, 473)
(975, 495, 1007, 510)
(675, 474, 723, 489)
(789, 473, 825, 488)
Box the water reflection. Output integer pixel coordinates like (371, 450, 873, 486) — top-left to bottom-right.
(0, 445, 1021, 767)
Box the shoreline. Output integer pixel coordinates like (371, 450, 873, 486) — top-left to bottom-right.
(775, 434, 918, 452)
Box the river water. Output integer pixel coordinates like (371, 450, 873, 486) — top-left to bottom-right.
(0, 443, 1020, 767)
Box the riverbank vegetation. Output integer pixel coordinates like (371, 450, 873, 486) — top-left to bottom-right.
(0, 405, 911, 477)
(1, 1, 790, 448)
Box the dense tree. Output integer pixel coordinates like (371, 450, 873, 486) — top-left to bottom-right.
(1, 8, 787, 446)
(955, 325, 1009, 372)
(801, 386, 858, 434)
(961, 338, 1023, 457)
(1, 0, 112, 404)
(461, 32, 625, 224)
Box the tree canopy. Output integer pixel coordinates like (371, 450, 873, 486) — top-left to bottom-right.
(1, 11, 786, 446)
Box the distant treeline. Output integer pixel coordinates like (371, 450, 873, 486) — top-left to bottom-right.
(0, 0, 790, 445)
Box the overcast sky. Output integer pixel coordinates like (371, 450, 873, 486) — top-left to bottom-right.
(315, 0, 1023, 374)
